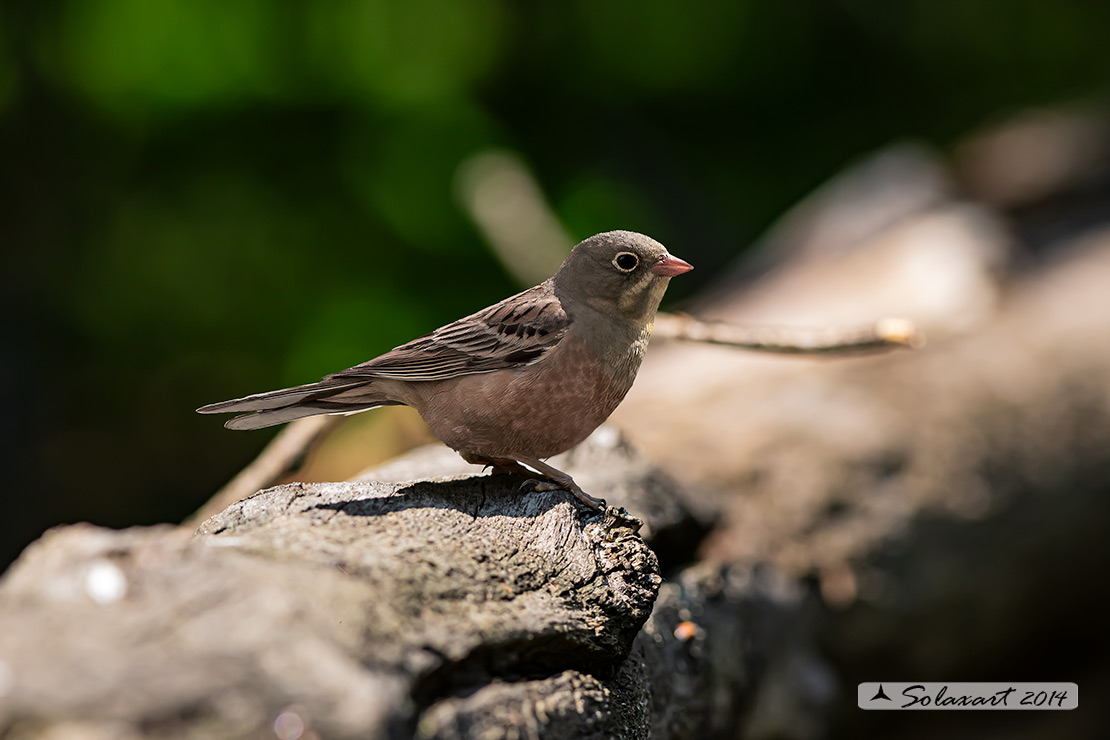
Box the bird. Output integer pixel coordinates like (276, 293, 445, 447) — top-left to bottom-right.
(198, 230, 692, 510)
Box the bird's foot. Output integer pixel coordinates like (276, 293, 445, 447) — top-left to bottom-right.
(517, 472, 606, 511)
(472, 453, 606, 511)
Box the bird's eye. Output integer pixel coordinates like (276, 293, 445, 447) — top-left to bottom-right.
(613, 252, 639, 272)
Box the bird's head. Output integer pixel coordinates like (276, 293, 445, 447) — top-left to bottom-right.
(553, 231, 693, 323)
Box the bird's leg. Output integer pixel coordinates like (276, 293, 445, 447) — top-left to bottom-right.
(462, 453, 540, 479)
(512, 456, 606, 511)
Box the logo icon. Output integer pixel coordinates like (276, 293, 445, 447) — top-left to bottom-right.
(870, 684, 892, 702)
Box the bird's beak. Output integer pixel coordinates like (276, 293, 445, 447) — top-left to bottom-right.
(651, 253, 694, 277)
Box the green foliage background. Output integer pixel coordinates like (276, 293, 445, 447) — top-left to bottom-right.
(2, 0, 1109, 567)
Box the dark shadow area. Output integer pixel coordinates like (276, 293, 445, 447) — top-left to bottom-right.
(313, 474, 585, 521)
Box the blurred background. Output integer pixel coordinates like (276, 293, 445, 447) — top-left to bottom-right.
(2, 1, 1110, 734)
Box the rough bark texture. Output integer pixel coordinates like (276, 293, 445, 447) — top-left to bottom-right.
(3, 128, 1110, 739)
(0, 477, 661, 739)
(358, 427, 713, 568)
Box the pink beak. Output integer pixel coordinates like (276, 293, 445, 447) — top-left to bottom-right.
(651, 253, 694, 277)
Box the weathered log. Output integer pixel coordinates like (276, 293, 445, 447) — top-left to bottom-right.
(0, 478, 660, 739)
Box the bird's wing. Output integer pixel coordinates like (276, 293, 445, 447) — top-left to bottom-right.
(330, 282, 571, 383)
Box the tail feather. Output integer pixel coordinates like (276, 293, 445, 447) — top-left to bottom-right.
(224, 400, 397, 430)
(196, 379, 368, 415)
(198, 378, 401, 430)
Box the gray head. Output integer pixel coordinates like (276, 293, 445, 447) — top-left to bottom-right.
(553, 230, 692, 322)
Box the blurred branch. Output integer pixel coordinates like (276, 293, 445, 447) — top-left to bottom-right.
(954, 105, 1110, 210)
(184, 415, 342, 526)
(653, 313, 924, 354)
(455, 149, 573, 286)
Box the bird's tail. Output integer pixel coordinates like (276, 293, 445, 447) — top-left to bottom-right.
(196, 378, 400, 430)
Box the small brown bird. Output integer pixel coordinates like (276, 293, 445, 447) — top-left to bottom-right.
(198, 231, 692, 509)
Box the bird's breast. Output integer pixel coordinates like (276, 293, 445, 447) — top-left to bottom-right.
(412, 327, 644, 460)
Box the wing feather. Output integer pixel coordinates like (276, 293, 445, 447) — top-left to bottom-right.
(328, 282, 570, 383)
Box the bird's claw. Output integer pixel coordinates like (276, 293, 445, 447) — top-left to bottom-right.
(519, 478, 562, 494)
(518, 478, 606, 510)
(572, 490, 607, 511)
